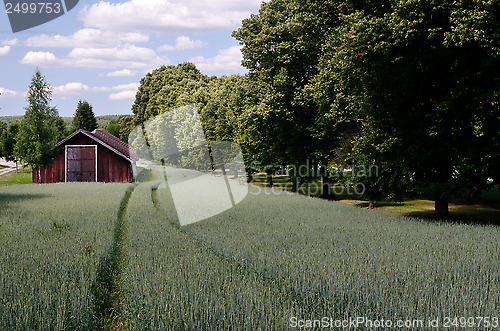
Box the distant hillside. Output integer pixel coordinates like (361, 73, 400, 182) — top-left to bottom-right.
(0, 115, 123, 127)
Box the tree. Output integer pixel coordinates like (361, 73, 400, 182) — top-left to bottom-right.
(314, 0, 500, 218)
(0, 120, 7, 157)
(1, 120, 21, 172)
(131, 62, 213, 124)
(71, 100, 98, 132)
(102, 119, 121, 138)
(118, 115, 136, 142)
(51, 116, 69, 141)
(15, 69, 60, 169)
(233, 0, 346, 188)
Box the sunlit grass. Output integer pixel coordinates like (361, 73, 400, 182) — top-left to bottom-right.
(0, 167, 32, 187)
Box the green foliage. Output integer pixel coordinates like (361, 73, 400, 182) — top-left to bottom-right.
(71, 100, 98, 132)
(311, 0, 500, 216)
(50, 116, 70, 141)
(1, 120, 20, 163)
(232, 0, 332, 167)
(15, 69, 60, 168)
(131, 62, 213, 124)
(0, 120, 7, 157)
(102, 119, 121, 138)
(117, 115, 135, 142)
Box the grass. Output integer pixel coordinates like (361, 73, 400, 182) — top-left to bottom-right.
(0, 177, 498, 329)
(0, 183, 130, 330)
(125, 183, 291, 330)
(185, 185, 499, 325)
(0, 167, 32, 187)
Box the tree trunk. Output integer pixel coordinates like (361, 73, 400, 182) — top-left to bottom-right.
(247, 171, 253, 183)
(233, 169, 239, 179)
(291, 177, 298, 192)
(16, 161, 18, 173)
(321, 176, 333, 199)
(435, 194, 449, 219)
(468, 186, 481, 203)
(221, 165, 226, 176)
(266, 173, 273, 187)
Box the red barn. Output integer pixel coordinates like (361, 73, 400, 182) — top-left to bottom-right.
(33, 129, 138, 183)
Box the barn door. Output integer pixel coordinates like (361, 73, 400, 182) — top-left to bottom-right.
(66, 146, 97, 182)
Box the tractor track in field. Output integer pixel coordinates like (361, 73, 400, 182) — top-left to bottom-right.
(92, 184, 136, 331)
(149, 183, 345, 322)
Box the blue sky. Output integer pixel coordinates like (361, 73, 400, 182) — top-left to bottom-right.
(0, 0, 262, 117)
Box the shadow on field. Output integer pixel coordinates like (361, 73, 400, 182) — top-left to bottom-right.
(405, 210, 500, 226)
(0, 193, 48, 206)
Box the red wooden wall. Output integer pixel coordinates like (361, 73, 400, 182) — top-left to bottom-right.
(33, 134, 134, 184)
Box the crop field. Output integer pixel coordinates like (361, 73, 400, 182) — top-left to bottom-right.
(0, 183, 130, 329)
(0, 181, 498, 329)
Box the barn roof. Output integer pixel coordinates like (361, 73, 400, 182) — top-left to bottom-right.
(54, 129, 139, 162)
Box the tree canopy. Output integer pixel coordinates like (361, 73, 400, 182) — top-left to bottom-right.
(128, 0, 500, 218)
(311, 0, 500, 217)
(15, 69, 60, 168)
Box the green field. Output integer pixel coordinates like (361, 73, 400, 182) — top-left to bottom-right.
(0, 182, 498, 329)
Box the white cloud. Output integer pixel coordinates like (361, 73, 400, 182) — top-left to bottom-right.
(109, 90, 137, 100)
(2, 38, 19, 46)
(112, 83, 140, 91)
(20, 51, 58, 65)
(105, 69, 138, 77)
(52, 82, 111, 95)
(52, 81, 139, 100)
(20, 45, 170, 70)
(0, 46, 11, 56)
(25, 29, 149, 48)
(80, 0, 262, 33)
(190, 46, 243, 71)
(158, 36, 206, 51)
(109, 83, 140, 100)
(0, 88, 21, 98)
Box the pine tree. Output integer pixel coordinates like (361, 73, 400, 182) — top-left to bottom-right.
(71, 100, 98, 132)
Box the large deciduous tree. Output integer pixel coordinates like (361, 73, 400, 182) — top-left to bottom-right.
(314, 0, 500, 217)
(15, 69, 60, 169)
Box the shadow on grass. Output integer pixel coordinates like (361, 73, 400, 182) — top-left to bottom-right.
(0, 193, 49, 205)
(405, 209, 500, 226)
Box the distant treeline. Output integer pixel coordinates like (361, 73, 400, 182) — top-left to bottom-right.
(0, 115, 121, 128)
